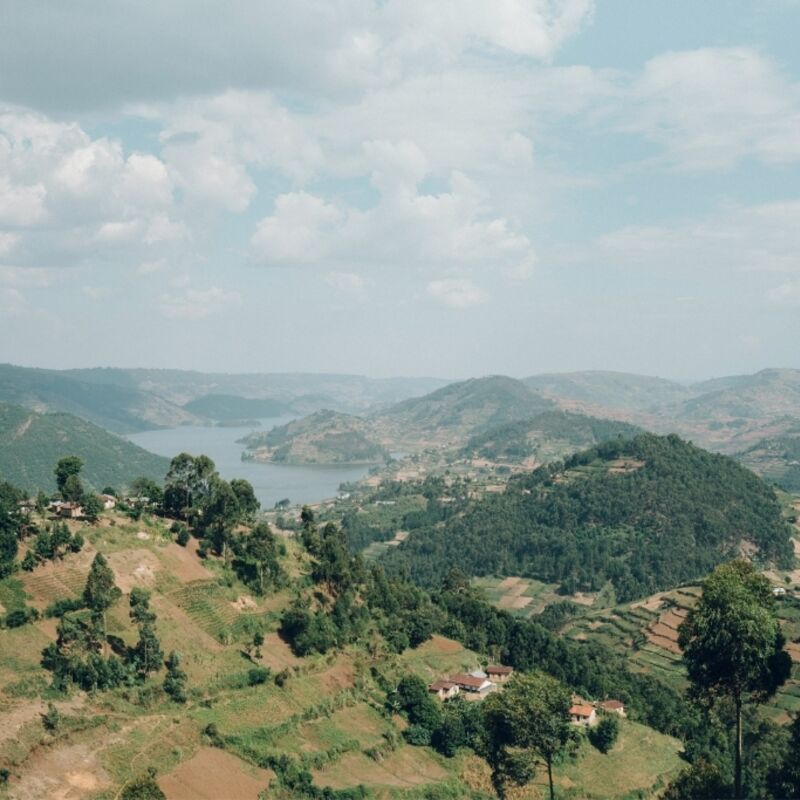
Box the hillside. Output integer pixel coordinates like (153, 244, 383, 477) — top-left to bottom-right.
(373, 375, 556, 447)
(463, 410, 643, 462)
(0, 364, 199, 434)
(737, 430, 800, 492)
(0, 403, 169, 492)
(241, 410, 389, 465)
(0, 499, 689, 799)
(182, 393, 294, 421)
(381, 433, 795, 600)
(525, 370, 692, 413)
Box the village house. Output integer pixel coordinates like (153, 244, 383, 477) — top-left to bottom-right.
(428, 680, 460, 700)
(58, 502, 83, 519)
(598, 699, 626, 717)
(99, 493, 117, 510)
(486, 665, 514, 682)
(569, 704, 597, 726)
(450, 673, 495, 695)
(772, 587, 787, 597)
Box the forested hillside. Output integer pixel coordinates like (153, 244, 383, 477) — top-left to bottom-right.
(381, 434, 795, 600)
(182, 393, 293, 420)
(463, 410, 642, 461)
(737, 431, 800, 492)
(0, 403, 169, 492)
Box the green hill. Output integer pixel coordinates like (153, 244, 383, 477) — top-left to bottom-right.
(183, 393, 294, 421)
(381, 433, 795, 600)
(464, 410, 643, 462)
(525, 370, 692, 412)
(241, 409, 389, 465)
(0, 363, 199, 433)
(0, 403, 169, 492)
(737, 430, 800, 492)
(374, 375, 556, 446)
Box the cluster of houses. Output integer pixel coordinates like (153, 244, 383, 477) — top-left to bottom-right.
(569, 696, 626, 726)
(18, 494, 117, 520)
(428, 664, 514, 700)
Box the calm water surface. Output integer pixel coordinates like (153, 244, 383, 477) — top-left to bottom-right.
(128, 418, 370, 508)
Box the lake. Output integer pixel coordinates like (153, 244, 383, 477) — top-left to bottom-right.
(127, 418, 372, 509)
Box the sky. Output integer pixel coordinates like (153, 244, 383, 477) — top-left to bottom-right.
(1, 0, 799, 381)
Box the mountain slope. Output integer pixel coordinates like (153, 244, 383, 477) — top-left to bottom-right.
(381, 433, 794, 600)
(0, 403, 169, 492)
(241, 409, 389, 464)
(374, 375, 556, 446)
(524, 370, 692, 412)
(737, 429, 800, 491)
(463, 410, 643, 462)
(0, 363, 199, 433)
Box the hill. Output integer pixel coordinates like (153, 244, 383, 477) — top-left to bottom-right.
(525, 370, 692, 412)
(241, 409, 389, 465)
(0, 363, 199, 434)
(182, 393, 294, 421)
(381, 433, 795, 600)
(373, 375, 556, 447)
(737, 430, 800, 492)
(0, 403, 169, 492)
(62, 367, 450, 412)
(463, 410, 643, 462)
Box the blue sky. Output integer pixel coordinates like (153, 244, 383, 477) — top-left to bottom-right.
(1, 0, 799, 380)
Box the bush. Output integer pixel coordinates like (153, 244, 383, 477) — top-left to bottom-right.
(403, 724, 432, 746)
(247, 667, 271, 686)
(44, 597, 85, 618)
(589, 714, 620, 753)
(176, 527, 190, 547)
(4, 607, 38, 628)
(120, 770, 166, 800)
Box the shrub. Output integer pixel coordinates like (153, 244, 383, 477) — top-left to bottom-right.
(403, 724, 432, 746)
(247, 667, 271, 686)
(589, 714, 620, 753)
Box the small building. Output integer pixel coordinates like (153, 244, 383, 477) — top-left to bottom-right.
(58, 502, 83, 519)
(486, 665, 514, 682)
(428, 680, 460, 700)
(773, 587, 787, 597)
(569, 704, 597, 726)
(598, 699, 626, 717)
(99, 494, 117, 510)
(450, 673, 495, 694)
(17, 499, 35, 516)
(469, 669, 488, 679)
(48, 500, 64, 513)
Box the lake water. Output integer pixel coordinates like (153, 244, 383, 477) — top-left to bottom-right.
(127, 418, 371, 508)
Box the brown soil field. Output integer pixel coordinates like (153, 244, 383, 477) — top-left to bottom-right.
(498, 576, 522, 590)
(630, 592, 666, 612)
(508, 596, 532, 610)
(659, 609, 688, 631)
(0, 697, 84, 748)
(8, 743, 110, 800)
(424, 635, 465, 655)
(158, 542, 213, 582)
(107, 548, 161, 593)
(20, 550, 96, 608)
(647, 633, 682, 655)
(258, 632, 303, 671)
(312, 747, 447, 790)
(158, 747, 274, 800)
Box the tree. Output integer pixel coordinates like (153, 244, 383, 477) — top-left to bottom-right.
(482, 671, 572, 800)
(54, 456, 83, 495)
(395, 674, 441, 731)
(230, 478, 259, 522)
(163, 651, 187, 703)
(83, 553, 121, 642)
(589, 714, 619, 753)
(120, 769, 166, 800)
(678, 560, 791, 800)
(41, 701, 61, 732)
(0, 481, 22, 577)
(61, 474, 85, 504)
(132, 621, 163, 676)
(82, 494, 103, 523)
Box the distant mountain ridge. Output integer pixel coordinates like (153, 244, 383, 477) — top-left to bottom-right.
(0, 403, 169, 492)
(182, 393, 294, 420)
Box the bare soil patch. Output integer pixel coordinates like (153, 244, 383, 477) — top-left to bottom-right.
(158, 542, 213, 583)
(107, 549, 161, 593)
(647, 632, 682, 655)
(231, 595, 257, 611)
(158, 747, 274, 800)
(424, 635, 464, 655)
(498, 576, 522, 590)
(631, 592, 666, 612)
(509, 596, 532, 610)
(259, 632, 303, 671)
(9, 743, 110, 800)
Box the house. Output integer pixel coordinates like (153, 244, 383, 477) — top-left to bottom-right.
(569, 704, 597, 726)
(58, 502, 83, 519)
(469, 669, 488, 679)
(48, 500, 64, 513)
(99, 494, 117, 510)
(598, 699, 626, 717)
(773, 587, 787, 597)
(486, 665, 514, 682)
(428, 680, 460, 700)
(450, 673, 495, 694)
(17, 499, 35, 516)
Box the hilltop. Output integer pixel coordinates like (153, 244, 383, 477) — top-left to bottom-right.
(380, 433, 795, 599)
(0, 403, 169, 492)
(0, 364, 199, 434)
(241, 410, 389, 465)
(373, 375, 556, 447)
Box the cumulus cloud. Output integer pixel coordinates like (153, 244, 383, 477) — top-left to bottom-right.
(623, 47, 800, 170)
(157, 286, 242, 319)
(426, 278, 487, 308)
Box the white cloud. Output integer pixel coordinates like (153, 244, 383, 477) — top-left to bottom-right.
(624, 47, 800, 170)
(157, 286, 242, 319)
(326, 271, 367, 298)
(427, 278, 487, 308)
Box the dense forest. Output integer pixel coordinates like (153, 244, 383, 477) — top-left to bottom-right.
(381, 434, 795, 601)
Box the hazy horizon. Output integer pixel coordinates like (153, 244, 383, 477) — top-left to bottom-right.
(2, 1, 800, 379)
